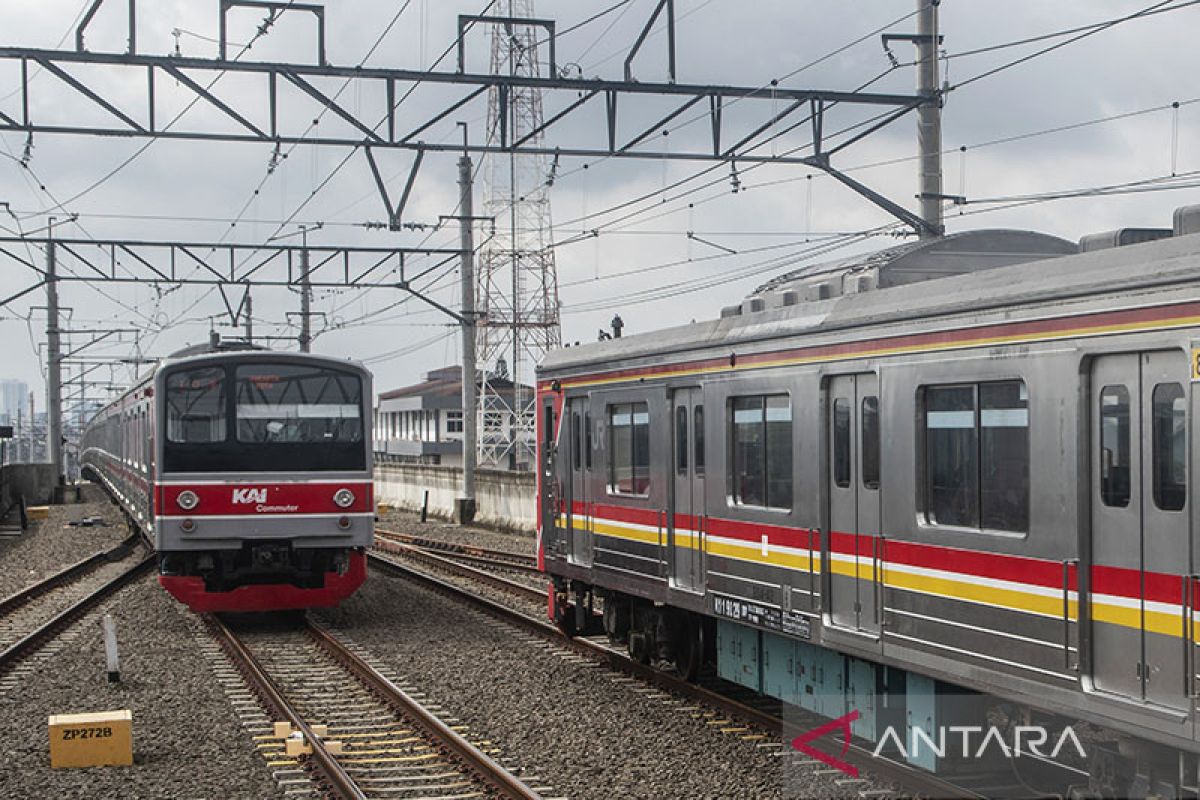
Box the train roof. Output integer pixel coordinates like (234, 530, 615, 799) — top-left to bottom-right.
(541, 218, 1200, 376)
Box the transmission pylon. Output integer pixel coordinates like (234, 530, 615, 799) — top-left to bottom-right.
(477, 1, 562, 470)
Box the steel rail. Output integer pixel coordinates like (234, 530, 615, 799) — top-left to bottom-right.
(0, 552, 155, 672)
(205, 614, 367, 800)
(305, 621, 543, 800)
(368, 551, 982, 800)
(372, 537, 545, 600)
(0, 532, 140, 618)
(375, 528, 539, 571)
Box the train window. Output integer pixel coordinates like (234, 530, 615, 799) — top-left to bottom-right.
(676, 406, 688, 474)
(572, 412, 581, 471)
(694, 406, 705, 475)
(730, 394, 792, 510)
(165, 367, 227, 443)
(236, 364, 363, 444)
(924, 380, 1028, 532)
(585, 413, 593, 470)
(862, 396, 880, 490)
(608, 402, 650, 495)
(1152, 382, 1186, 512)
(833, 398, 851, 488)
(1099, 385, 1131, 508)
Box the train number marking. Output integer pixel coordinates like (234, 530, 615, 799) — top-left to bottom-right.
(62, 727, 113, 741)
(1191, 347, 1200, 382)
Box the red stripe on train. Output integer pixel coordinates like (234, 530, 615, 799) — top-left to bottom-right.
(156, 481, 374, 516)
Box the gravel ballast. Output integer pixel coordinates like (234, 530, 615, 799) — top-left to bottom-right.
(0, 484, 133, 599)
(0, 575, 283, 799)
(316, 569, 841, 799)
(376, 509, 536, 557)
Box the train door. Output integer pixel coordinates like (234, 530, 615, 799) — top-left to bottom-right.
(567, 397, 594, 567)
(540, 399, 560, 559)
(1090, 351, 1188, 710)
(671, 388, 705, 592)
(827, 374, 882, 635)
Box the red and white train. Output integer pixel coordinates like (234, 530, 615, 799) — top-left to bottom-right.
(81, 342, 374, 612)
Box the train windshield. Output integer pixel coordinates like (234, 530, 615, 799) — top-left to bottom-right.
(161, 361, 366, 474)
(235, 364, 362, 444)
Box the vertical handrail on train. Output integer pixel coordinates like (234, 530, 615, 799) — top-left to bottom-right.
(808, 527, 817, 609)
(1185, 574, 1199, 697)
(657, 509, 665, 578)
(875, 534, 886, 628)
(1061, 559, 1078, 672)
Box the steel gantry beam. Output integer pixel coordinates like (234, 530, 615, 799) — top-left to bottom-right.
(0, 237, 467, 322)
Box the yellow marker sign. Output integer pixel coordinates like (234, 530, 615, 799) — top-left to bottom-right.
(48, 710, 133, 768)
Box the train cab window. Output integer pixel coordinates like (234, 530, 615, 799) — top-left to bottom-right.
(608, 402, 650, 495)
(730, 394, 792, 510)
(676, 406, 688, 474)
(1152, 382, 1187, 512)
(694, 406, 705, 476)
(235, 364, 363, 444)
(165, 367, 227, 443)
(1099, 385, 1131, 508)
(924, 380, 1028, 533)
(833, 398, 851, 488)
(862, 396, 880, 490)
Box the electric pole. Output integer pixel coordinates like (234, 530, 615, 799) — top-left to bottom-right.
(916, 0, 944, 237)
(245, 290, 253, 343)
(299, 228, 312, 352)
(46, 222, 64, 490)
(458, 123, 478, 524)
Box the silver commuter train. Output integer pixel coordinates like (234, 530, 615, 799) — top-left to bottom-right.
(81, 342, 374, 612)
(537, 209, 1200, 793)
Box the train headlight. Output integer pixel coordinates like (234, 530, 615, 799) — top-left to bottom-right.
(333, 488, 356, 509)
(177, 490, 200, 511)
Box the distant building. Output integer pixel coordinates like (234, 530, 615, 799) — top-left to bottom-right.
(374, 366, 533, 469)
(0, 378, 28, 426)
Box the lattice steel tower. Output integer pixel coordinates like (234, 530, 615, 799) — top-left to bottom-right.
(477, 2, 561, 470)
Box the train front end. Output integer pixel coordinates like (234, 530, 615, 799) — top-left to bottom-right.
(153, 351, 373, 613)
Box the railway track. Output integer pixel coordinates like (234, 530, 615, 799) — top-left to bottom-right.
(374, 528, 539, 574)
(367, 542, 988, 800)
(207, 612, 545, 800)
(0, 534, 154, 681)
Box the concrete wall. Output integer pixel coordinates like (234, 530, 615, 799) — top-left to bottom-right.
(0, 463, 57, 509)
(374, 463, 536, 533)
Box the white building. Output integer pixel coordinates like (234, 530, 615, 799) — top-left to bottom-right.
(0, 379, 28, 426)
(374, 366, 533, 469)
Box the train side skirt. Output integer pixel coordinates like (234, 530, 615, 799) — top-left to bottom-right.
(158, 550, 367, 613)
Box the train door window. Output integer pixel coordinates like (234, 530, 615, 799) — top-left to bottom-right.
(608, 402, 650, 495)
(862, 396, 880, 490)
(1152, 382, 1186, 512)
(730, 394, 792, 510)
(1099, 386, 1131, 508)
(676, 406, 688, 474)
(833, 397, 851, 488)
(585, 413, 593, 470)
(572, 412, 581, 471)
(694, 406, 705, 475)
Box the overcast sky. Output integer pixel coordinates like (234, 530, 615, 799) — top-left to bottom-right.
(2, 0, 1198, 413)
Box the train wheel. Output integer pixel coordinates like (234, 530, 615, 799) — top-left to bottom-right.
(668, 613, 702, 681)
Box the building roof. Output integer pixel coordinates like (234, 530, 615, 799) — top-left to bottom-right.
(378, 365, 531, 401)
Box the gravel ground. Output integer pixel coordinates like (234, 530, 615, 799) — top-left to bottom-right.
(315, 570, 824, 800)
(0, 574, 283, 800)
(0, 484, 133, 599)
(376, 509, 536, 557)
